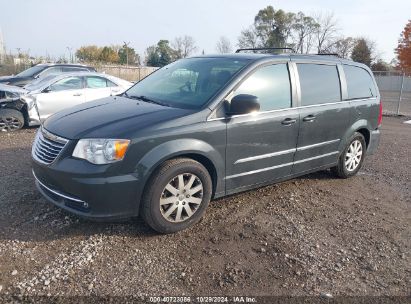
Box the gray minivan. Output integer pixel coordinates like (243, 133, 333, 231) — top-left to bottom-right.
(31, 50, 382, 233)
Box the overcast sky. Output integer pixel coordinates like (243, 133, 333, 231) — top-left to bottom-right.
(1, 0, 410, 62)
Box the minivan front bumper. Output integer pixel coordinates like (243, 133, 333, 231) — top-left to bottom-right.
(367, 129, 381, 155)
(32, 159, 142, 220)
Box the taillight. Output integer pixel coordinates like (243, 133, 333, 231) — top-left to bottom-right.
(378, 101, 383, 127)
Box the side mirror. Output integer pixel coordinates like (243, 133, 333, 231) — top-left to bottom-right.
(43, 87, 51, 93)
(228, 94, 260, 116)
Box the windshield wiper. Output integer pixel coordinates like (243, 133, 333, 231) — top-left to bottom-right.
(130, 95, 170, 107)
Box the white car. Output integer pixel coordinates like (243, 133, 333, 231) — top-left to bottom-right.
(0, 72, 133, 131)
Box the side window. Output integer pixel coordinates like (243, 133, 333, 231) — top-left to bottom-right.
(232, 63, 291, 111)
(297, 64, 341, 106)
(106, 79, 118, 87)
(40, 67, 62, 77)
(86, 76, 108, 89)
(344, 65, 376, 99)
(49, 77, 83, 92)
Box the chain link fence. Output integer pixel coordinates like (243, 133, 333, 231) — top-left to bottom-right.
(373, 71, 411, 116)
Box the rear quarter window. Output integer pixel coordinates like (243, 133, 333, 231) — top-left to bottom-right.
(297, 63, 341, 106)
(343, 65, 376, 99)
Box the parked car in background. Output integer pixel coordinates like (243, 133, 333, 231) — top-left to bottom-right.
(0, 72, 132, 131)
(0, 63, 96, 87)
(31, 51, 382, 234)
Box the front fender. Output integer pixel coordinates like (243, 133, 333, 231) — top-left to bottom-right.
(135, 138, 225, 198)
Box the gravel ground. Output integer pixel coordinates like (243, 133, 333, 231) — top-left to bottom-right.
(0, 116, 410, 302)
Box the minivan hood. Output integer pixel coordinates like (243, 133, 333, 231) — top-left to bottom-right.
(43, 96, 193, 139)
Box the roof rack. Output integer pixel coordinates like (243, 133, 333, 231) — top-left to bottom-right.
(235, 47, 294, 54)
(315, 53, 340, 57)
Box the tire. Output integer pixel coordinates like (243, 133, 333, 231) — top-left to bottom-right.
(141, 158, 212, 234)
(0, 109, 24, 132)
(331, 132, 366, 178)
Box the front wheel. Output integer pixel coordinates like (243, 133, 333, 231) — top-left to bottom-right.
(0, 109, 24, 132)
(331, 132, 366, 178)
(141, 158, 212, 234)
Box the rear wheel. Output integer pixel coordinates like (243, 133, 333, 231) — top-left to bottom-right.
(331, 132, 366, 178)
(0, 109, 24, 132)
(141, 158, 212, 234)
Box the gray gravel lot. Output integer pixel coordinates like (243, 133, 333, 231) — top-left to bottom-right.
(0, 116, 410, 301)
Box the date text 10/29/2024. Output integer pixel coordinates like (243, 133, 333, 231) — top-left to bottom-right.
(149, 296, 257, 303)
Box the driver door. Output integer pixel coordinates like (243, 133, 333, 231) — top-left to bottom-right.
(35, 76, 85, 120)
(225, 62, 299, 193)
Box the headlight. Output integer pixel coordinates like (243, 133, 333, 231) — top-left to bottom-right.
(21, 95, 36, 110)
(72, 139, 130, 164)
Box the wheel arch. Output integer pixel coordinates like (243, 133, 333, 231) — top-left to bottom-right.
(339, 119, 372, 152)
(136, 138, 225, 202)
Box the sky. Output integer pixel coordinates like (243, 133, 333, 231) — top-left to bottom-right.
(1, 0, 410, 62)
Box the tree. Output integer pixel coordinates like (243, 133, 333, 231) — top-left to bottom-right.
(173, 36, 197, 59)
(238, 27, 259, 49)
(99, 46, 119, 63)
(118, 44, 139, 65)
(76, 45, 101, 62)
(157, 40, 175, 66)
(255, 6, 295, 48)
(395, 19, 411, 72)
(145, 40, 175, 67)
(351, 38, 373, 67)
(216, 36, 233, 54)
(145, 45, 160, 67)
(329, 36, 355, 58)
(314, 12, 339, 53)
(371, 59, 391, 71)
(292, 12, 319, 54)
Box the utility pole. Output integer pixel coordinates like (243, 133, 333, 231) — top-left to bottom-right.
(66, 46, 73, 63)
(123, 41, 130, 67)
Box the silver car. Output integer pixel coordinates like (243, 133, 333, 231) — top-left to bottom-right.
(0, 72, 133, 131)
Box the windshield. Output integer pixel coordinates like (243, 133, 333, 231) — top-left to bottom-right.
(16, 65, 46, 77)
(23, 75, 57, 91)
(125, 57, 251, 109)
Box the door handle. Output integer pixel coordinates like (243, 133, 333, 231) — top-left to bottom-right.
(303, 115, 316, 122)
(73, 93, 82, 96)
(281, 118, 297, 125)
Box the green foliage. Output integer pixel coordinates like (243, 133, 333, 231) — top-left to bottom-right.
(351, 39, 372, 67)
(118, 44, 140, 65)
(253, 6, 296, 48)
(371, 59, 391, 71)
(75, 44, 139, 65)
(145, 40, 176, 67)
(100, 46, 119, 63)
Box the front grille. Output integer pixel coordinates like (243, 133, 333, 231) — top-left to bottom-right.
(32, 128, 68, 164)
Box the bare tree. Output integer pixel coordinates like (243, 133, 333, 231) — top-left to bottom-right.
(292, 12, 319, 53)
(216, 36, 233, 54)
(172, 35, 198, 59)
(329, 36, 355, 58)
(314, 12, 339, 53)
(238, 27, 259, 49)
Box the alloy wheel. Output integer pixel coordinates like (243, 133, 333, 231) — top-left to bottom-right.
(345, 139, 363, 172)
(0, 116, 23, 132)
(159, 173, 203, 223)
